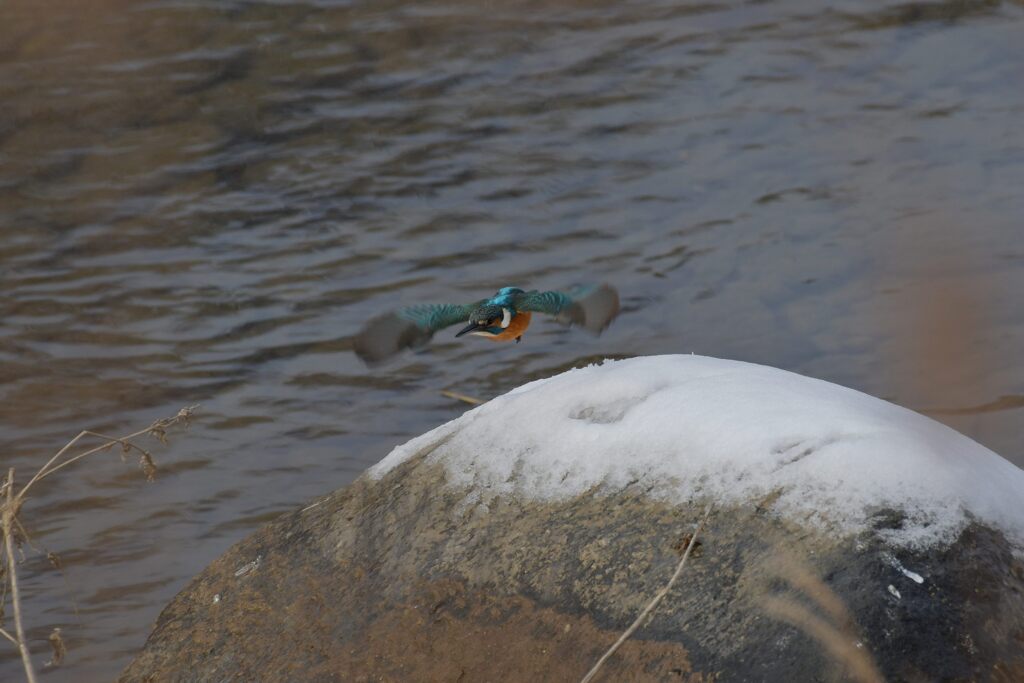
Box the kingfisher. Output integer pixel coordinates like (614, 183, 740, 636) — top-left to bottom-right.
(353, 284, 619, 363)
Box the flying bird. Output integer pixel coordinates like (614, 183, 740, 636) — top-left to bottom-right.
(353, 284, 619, 363)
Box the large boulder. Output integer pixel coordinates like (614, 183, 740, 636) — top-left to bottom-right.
(123, 356, 1024, 682)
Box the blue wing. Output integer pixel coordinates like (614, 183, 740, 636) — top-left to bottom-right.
(514, 290, 574, 315)
(514, 284, 619, 332)
(396, 302, 480, 333)
(353, 300, 483, 364)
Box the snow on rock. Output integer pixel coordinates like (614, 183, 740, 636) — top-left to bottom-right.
(372, 355, 1024, 549)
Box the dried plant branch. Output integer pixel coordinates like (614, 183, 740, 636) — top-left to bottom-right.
(762, 596, 882, 683)
(0, 406, 197, 682)
(3, 468, 38, 683)
(440, 390, 485, 406)
(579, 504, 713, 683)
(759, 554, 884, 683)
(19, 406, 195, 500)
(0, 626, 18, 646)
(11, 517, 81, 621)
(23, 432, 91, 497)
(763, 555, 853, 629)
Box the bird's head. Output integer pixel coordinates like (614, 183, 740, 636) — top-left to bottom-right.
(456, 303, 512, 337)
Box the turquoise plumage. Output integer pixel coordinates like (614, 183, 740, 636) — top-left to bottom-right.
(353, 284, 619, 363)
(396, 302, 485, 333)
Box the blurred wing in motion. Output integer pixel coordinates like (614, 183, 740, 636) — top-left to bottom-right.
(516, 283, 620, 333)
(353, 302, 481, 363)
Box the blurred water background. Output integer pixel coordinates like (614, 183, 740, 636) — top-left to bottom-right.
(1, 0, 1023, 679)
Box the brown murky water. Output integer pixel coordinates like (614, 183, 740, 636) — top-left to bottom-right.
(1, 0, 1022, 679)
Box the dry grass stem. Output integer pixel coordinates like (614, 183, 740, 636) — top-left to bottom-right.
(3, 468, 38, 683)
(764, 555, 853, 629)
(759, 555, 884, 683)
(579, 504, 713, 683)
(0, 406, 197, 683)
(440, 390, 485, 406)
(0, 626, 18, 646)
(19, 406, 195, 500)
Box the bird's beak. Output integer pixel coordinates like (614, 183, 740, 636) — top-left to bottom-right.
(456, 321, 486, 337)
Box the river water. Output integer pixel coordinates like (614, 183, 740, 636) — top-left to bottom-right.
(1, 0, 1023, 679)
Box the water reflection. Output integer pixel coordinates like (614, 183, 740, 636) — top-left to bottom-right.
(1, 0, 1023, 679)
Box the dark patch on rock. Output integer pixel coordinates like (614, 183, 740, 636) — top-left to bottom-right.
(123, 452, 1024, 682)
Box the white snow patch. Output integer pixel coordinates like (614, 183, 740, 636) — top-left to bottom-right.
(370, 355, 1024, 550)
(884, 553, 925, 584)
(901, 567, 925, 584)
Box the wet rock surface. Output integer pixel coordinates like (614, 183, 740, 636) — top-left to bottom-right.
(123, 452, 1024, 682)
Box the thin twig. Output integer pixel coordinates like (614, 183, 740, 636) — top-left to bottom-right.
(579, 504, 713, 683)
(760, 555, 884, 683)
(18, 406, 195, 501)
(763, 555, 852, 629)
(762, 596, 883, 683)
(12, 518, 82, 621)
(75, 431, 153, 463)
(1, 405, 196, 681)
(21, 430, 145, 498)
(440, 390, 485, 406)
(20, 432, 90, 498)
(3, 468, 39, 683)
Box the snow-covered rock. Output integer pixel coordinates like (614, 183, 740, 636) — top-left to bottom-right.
(124, 356, 1024, 682)
(373, 355, 1024, 551)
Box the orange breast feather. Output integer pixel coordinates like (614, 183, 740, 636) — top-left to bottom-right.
(489, 312, 532, 342)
